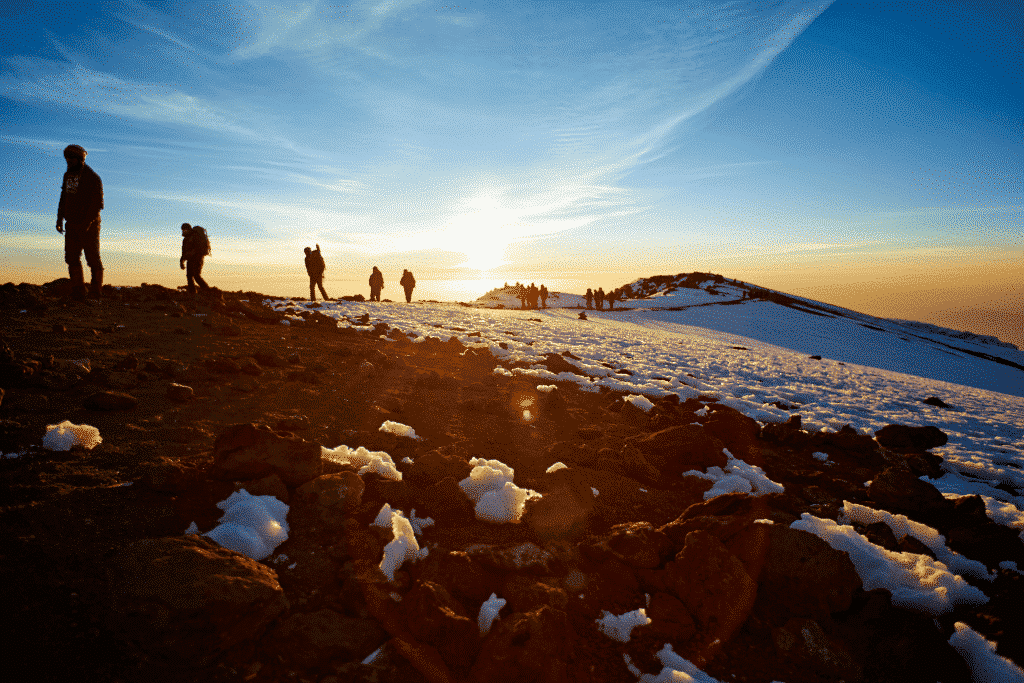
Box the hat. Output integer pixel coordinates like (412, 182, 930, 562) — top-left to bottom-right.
(181, 222, 192, 230)
(304, 247, 312, 254)
(63, 144, 87, 159)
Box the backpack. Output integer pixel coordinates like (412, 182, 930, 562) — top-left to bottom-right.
(192, 226, 212, 257)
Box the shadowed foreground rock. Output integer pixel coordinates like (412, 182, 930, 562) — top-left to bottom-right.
(106, 535, 287, 666)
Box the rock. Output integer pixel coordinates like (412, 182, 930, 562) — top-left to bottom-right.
(212, 423, 323, 487)
(239, 359, 263, 376)
(526, 467, 595, 541)
(874, 424, 948, 451)
(241, 473, 290, 503)
(418, 550, 499, 606)
(467, 543, 561, 576)
(663, 530, 757, 647)
(703, 405, 761, 454)
(772, 617, 860, 681)
(107, 535, 287, 666)
(166, 383, 194, 402)
(217, 322, 242, 337)
(269, 609, 387, 668)
(470, 606, 573, 683)
(646, 591, 697, 644)
(584, 522, 673, 570)
(295, 471, 364, 525)
(105, 371, 139, 390)
(541, 353, 587, 377)
(922, 396, 953, 409)
(759, 525, 862, 623)
(622, 425, 727, 473)
(142, 458, 195, 493)
(84, 390, 139, 411)
(253, 350, 285, 368)
(206, 356, 242, 374)
(405, 580, 480, 672)
(502, 575, 569, 613)
(868, 467, 952, 518)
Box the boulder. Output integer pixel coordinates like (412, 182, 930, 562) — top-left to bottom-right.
(583, 521, 673, 570)
(772, 617, 860, 681)
(84, 390, 139, 411)
(622, 425, 727, 473)
(703, 405, 761, 454)
(759, 525, 862, 622)
(663, 530, 756, 647)
(874, 424, 948, 451)
(470, 606, 573, 683)
(295, 471, 364, 525)
(269, 609, 387, 669)
(241, 473, 290, 503)
(646, 591, 697, 644)
(405, 580, 480, 672)
(212, 423, 323, 487)
(166, 383, 194, 402)
(502, 575, 569, 613)
(868, 467, 952, 518)
(541, 353, 587, 377)
(107, 535, 287, 666)
(418, 550, 499, 606)
(526, 467, 595, 541)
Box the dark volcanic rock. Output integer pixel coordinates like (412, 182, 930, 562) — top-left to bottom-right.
(166, 383, 194, 402)
(107, 535, 287, 666)
(269, 609, 386, 668)
(84, 390, 139, 411)
(875, 424, 948, 451)
(295, 471, 364, 526)
(405, 580, 480, 673)
(622, 425, 727, 473)
(471, 606, 573, 683)
(212, 422, 323, 486)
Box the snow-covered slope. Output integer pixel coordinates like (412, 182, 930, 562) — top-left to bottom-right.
(269, 288, 1024, 542)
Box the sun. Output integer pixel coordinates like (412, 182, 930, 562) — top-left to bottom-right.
(443, 195, 519, 271)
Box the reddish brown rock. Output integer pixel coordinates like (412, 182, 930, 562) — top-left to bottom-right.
(212, 422, 322, 487)
(772, 617, 860, 681)
(240, 472, 290, 503)
(759, 525, 862, 622)
(471, 606, 573, 683)
(868, 466, 952, 518)
(405, 580, 480, 673)
(875, 424, 948, 451)
(526, 467, 595, 541)
(622, 425, 726, 474)
(106, 535, 287, 666)
(295, 471, 364, 525)
(418, 550, 500, 607)
(663, 530, 756, 647)
(502, 575, 569, 614)
(646, 591, 697, 644)
(269, 609, 387, 668)
(584, 521, 673, 570)
(84, 390, 139, 411)
(703, 405, 761, 455)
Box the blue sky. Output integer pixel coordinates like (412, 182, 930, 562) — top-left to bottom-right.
(1, 1, 1021, 341)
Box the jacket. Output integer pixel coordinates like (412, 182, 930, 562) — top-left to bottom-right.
(369, 269, 384, 289)
(58, 164, 104, 225)
(305, 250, 326, 277)
(400, 271, 416, 290)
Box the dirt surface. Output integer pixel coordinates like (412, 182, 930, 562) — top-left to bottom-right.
(1, 281, 1021, 683)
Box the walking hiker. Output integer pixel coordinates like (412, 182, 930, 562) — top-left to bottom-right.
(539, 284, 549, 308)
(55, 144, 104, 300)
(585, 288, 593, 310)
(369, 266, 384, 301)
(595, 287, 605, 310)
(400, 269, 416, 303)
(528, 283, 539, 310)
(607, 288, 616, 310)
(179, 223, 211, 294)
(304, 245, 329, 301)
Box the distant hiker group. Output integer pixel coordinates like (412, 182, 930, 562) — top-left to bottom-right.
(507, 282, 549, 309)
(584, 287, 623, 310)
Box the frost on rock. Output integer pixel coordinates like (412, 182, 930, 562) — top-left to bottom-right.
(43, 420, 102, 451)
(375, 507, 428, 580)
(478, 593, 506, 634)
(459, 457, 541, 524)
(204, 489, 290, 561)
(596, 608, 651, 643)
(791, 513, 989, 615)
(322, 444, 402, 481)
(685, 448, 785, 500)
(624, 394, 655, 413)
(948, 622, 1024, 682)
(379, 420, 422, 440)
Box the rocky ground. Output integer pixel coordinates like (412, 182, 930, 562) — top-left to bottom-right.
(1, 280, 1022, 683)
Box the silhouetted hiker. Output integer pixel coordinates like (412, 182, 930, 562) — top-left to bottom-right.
(55, 144, 104, 300)
(585, 288, 593, 310)
(369, 266, 384, 301)
(516, 284, 528, 309)
(179, 223, 211, 295)
(595, 287, 605, 310)
(539, 284, 548, 308)
(607, 288, 617, 310)
(304, 245, 328, 302)
(527, 283, 539, 310)
(400, 269, 416, 303)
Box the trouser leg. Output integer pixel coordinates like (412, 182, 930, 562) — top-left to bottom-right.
(316, 277, 328, 300)
(309, 276, 316, 301)
(82, 228, 102, 296)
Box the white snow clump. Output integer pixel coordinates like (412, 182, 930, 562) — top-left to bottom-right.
(624, 394, 655, 412)
(204, 489, 290, 561)
(791, 513, 989, 615)
(545, 462, 568, 474)
(374, 505, 428, 580)
(639, 643, 722, 682)
(322, 444, 402, 481)
(379, 420, 422, 440)
(43, 420, 102, 451)
(685, 448, 785, 499)
(478, 593, 506, 634)
(596, 608, 651, 643)
(459, 457, 541, 523)
(948, 621, 1024, 682)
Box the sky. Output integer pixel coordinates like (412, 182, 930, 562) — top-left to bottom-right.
(1, 1, 1021, 343)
